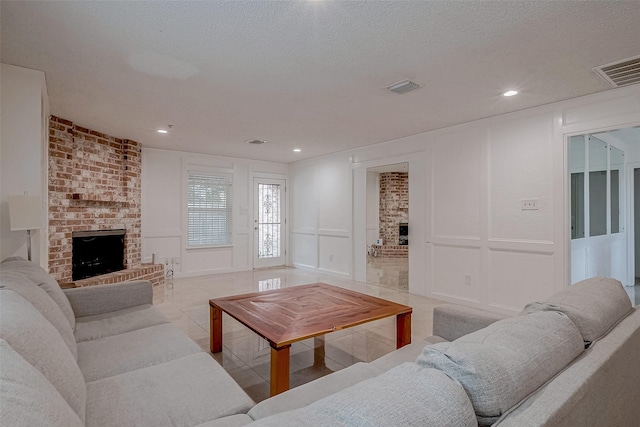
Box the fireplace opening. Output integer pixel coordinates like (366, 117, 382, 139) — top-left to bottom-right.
(72, 229, 125, 280)
(399, 223, 408, 245)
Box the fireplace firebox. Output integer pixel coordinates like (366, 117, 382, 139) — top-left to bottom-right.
(399, 223, 408, 245)
(72, 229, 125, 280)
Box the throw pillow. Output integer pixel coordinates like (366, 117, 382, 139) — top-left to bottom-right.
(520, 276, 632, 344)
(416, 311, 584, 426)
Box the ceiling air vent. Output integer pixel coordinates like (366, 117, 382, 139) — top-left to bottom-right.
(593, 55, 640, 88)
(247, 139, 266, 145)
(387, 80, 421, 94)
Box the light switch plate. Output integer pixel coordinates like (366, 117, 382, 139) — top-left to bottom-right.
(521, 198, 539, 210)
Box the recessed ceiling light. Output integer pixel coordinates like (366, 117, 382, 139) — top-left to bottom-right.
(157, 129, 168, 134)
(503, 90, 519, 97)
(293, 148, 301, 152)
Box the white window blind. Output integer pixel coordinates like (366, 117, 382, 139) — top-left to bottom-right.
(187, 173, 232, 246)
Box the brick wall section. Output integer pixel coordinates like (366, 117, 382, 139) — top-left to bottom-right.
(48, 116, 163, 301)
(378, 172, 408, 258)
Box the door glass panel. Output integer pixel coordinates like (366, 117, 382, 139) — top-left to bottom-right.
(610, 146, 624, 234)
(589, 137, 607, 237)
(569, 136, 585, 239)
(257, 183, 281, 259)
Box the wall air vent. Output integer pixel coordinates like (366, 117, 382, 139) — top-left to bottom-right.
(247, 139, 266, 145)
(593, 54, 640, 88)
(387, 80, 421, 94)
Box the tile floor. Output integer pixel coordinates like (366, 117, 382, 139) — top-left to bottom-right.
(154, 265, 444, 403)
(366, 255, 408, 291)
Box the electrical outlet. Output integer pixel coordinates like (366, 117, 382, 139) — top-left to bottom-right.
(521, 198, 539, 210)
(464, 274, 472, 286)
(329, 254, 333, 262)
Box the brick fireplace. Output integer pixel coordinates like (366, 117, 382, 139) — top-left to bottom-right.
(374, 172, 409, 258)
(48, 116, 163, 299)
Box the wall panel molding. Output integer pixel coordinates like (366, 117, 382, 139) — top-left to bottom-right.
(317, 228, 349, 237)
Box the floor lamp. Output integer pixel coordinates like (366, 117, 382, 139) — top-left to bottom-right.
(8, 195, 43, 261)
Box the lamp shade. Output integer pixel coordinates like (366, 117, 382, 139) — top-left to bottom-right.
(8, 195, 44, 231)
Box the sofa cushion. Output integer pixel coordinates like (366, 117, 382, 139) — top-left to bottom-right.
(77, 322, 201, 381)
(369, 336, 446, 372)
(64, 280, 153, 318)
(0, 269, 77, 359)
(0, 289, 86, 422)
(416, 311, 584, 426)
(249, 363, 477, 427)
(85, 352, 254, 427)
(520, 276, 632, 343)
(1, 257, 76, 330)
(494, 307, 640, 427)
(0, 339, 84, 427)
(194, 414, 253, 427)
(248, 362, 384, 420)
(74, 304, 170, 342)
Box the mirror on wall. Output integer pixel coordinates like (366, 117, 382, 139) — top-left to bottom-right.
(610, 145, 624, 234)
(569, 134, 625, 240)
(569, 136, 585, 239)
(589, 136, 608, 237)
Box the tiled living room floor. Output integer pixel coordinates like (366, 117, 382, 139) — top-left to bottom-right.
(153, 266, 445, 403)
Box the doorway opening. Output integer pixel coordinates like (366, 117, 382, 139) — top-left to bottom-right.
(567, 125, 640, 298)
(365, 163, 409, 291)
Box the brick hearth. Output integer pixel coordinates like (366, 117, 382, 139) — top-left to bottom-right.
(64, 264, 165, 302)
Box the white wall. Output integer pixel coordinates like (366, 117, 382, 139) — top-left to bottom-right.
(0, 64, 49, 266)
(636, 169, 640, 278)
(290, 85, 640, 314)
(290, 155, 352, 276)
(141, 148, 287, 277)
(365, 172, 379, 246)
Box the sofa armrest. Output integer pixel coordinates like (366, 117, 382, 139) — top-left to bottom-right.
(433, 304, 509, 341)
(63, 280, 153, 318)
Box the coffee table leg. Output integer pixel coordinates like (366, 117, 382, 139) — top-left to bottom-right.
(210, 305, 223, 353)
(270, 345, 290, 396)
(313, 336, 325, 368)
(396, 312, 412, 348)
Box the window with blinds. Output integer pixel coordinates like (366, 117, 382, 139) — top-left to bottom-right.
(187, 173, 232, 246)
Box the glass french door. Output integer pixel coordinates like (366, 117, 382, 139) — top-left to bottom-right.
(254, 178, 285, 268)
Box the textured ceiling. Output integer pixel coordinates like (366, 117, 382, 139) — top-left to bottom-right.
(2, 1, 640, 163)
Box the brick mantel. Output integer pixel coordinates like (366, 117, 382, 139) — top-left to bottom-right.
(48, 116, 142, 282)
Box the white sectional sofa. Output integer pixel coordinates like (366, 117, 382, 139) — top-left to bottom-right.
(2, 256, 639, 426)
(246, 277, 640, 427)
(0, 257, 254, 427)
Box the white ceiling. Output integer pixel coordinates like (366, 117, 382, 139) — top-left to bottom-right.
(2, 1, 640, 163)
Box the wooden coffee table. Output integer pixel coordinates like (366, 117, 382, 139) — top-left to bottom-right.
(209, 282, 412, 396)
